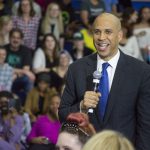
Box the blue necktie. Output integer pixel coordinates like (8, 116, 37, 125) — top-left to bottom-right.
(98, 62, 109, 120)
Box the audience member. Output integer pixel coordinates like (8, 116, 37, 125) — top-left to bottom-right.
(12, 0, 42, 18)
(117, 0, 132, 12)
(80, 21, 96, 52)
(51, 50, 72, 94)
(121, 7, 138, 27)
(0, 16, 13, 46)
(80, 0, 105, 30)
(20, 111, 31, 149)
(71, 0, 82, 21)
(121, 7, 138, 39)
(35, 0, 55, 15)
(133, 6, 150, 62)
(104, 0, 118, 14)
(119, 21, 143, 61)
(69, 32, 93, 61)
(27, 93, 61, 150)
(12, 0, 40, 50)
(0, 46, 14, 91)
(58, 0, 74, 25)
(56, 112, 96, 150)
(82, 130, 135, 150)
(0, 0, 12, 16)
(33, 33, 59, 74)
(41, 2, 64, 50)
(24, 72, 57, 123)
(0, 91, 24, 150)
(5, 28, 35, 105)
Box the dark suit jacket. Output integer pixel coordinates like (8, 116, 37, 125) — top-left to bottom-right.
(59, 51, 150, 150)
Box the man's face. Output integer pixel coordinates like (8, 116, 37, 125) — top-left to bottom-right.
(73, 40, 84, 50)
(0, 49, 6, 64)
(10, 32, 22, 50)
(0, 97, 9, 115)
(21, 0, 31, 14)
(38, 81, 49, 92)
(93, 14, 122, 61)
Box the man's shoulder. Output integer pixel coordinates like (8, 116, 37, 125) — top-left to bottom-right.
(122, 52, 150, 71)
(4, 63, 14, 70)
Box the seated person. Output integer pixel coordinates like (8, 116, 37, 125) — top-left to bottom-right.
(69, 32, 93, 61)
(0, 46, 14, 91)
(51, 51, 72, 94)
(56, 112, 96, 150)
(27, 93, 61, 150)
(0, 91, 24, 150)
(5, 28, 35, 105)
(24, 72, 57, 123)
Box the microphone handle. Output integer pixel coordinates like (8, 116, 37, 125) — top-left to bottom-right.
(88, 82, 99, 113)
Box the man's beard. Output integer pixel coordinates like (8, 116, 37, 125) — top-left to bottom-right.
(0, 106, 9, 115)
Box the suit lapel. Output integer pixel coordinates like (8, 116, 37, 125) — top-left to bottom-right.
(86, 53, 97, 91)
(103, 52, 127, 124)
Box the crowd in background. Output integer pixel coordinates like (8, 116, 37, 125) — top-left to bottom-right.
(0, 0, 150, 149)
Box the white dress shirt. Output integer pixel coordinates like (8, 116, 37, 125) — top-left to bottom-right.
(97, 50, 120, 91)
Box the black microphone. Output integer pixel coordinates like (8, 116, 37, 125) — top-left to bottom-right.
(88, 70, 101, 113)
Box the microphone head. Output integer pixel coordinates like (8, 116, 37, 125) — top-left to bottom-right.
(93, 70, 101, 79)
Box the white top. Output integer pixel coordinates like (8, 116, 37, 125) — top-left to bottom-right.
(133, 27, 150, 48)
(119, 36, 143, 61)
(32, 48, 46, 69)
(97, 50, 120, 91)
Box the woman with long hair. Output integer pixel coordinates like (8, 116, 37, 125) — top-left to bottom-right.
(12, 0, 40, 50)
(32, 33, 59, 74)
(51, 50, 72, 94)
(41, 2, 64, 49)
(133, 6, 150, 62)
(24, 72, 57, 123)
(27, 93, 61, 150)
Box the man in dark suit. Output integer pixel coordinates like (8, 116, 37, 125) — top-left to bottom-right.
(59, 13, 150, 150)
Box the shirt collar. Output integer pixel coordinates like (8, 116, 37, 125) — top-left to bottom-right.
(97, 50, 120, 70)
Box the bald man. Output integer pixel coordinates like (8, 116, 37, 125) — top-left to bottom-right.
(59, 13, 150, 150)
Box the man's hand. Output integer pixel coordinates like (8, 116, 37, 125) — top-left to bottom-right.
(23, 70, 35, 81)
(81, 91, 101, 111)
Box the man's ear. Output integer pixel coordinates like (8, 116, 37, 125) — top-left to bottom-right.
(118, 30, 123, 42)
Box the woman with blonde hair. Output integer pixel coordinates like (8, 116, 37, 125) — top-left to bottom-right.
(82, 130, 135, 150)
(41, 2, 64, 49)
(0, 15, 13, 46)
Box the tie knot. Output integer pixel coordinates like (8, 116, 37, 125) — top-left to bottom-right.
(102, 62, 109, 71)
